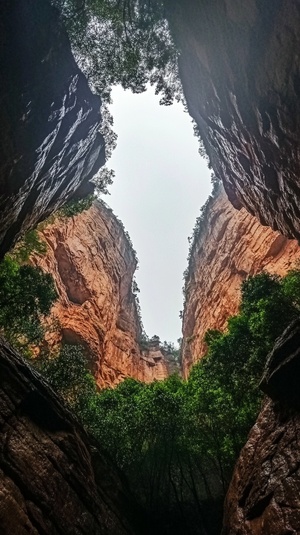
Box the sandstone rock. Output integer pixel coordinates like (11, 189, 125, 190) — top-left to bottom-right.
(182, 184, 300, 377)
(222, 398, 300, 535)
(31, 201, 169, 387)
(0, 0, 104, 258)
(0, 338, 147, 535)
(167, 0, 300, 240)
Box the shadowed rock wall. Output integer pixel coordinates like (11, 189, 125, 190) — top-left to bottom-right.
(182, 184, 300, 376)
(31, 201, 169, 387)
(0, 0, 104, 258)
(167, 0, 300, 239)
(222, 322, 300, 534)
(0, 338, 147, 535)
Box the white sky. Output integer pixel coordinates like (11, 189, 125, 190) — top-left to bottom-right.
(104, 86, 212, 344)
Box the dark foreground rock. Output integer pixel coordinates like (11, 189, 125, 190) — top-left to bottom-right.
(167, 0, 300, 240)
(0, 0, 105, 257)
(222, 323, 300, 534)
(260, 320, 300, 407)
(0, 339, 146, 535)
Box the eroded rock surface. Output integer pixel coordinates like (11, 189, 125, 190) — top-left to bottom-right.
(222, 323, 300, 535)
(0, 0, 104, 257)
(31, 202, 169, 387)
(0, 338, 146, 535)
(182, 184, 300, 376)
(167, 0, 300, 239)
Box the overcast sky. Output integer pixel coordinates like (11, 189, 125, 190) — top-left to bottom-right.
(104, 85, 212, 344)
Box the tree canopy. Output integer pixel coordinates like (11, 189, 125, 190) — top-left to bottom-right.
(53, 0, 181, 104)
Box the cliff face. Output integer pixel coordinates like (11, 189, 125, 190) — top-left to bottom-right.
(0, 0, 104, 258)
(222, 322, 300, 535)
(0, 338, 147, 535)
(31, 201, 168, 388)
(182, 184, 300, 376)
(167, 0, 300, 239)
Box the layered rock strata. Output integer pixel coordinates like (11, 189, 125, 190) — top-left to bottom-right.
(0, 338, 147, 535)
(182, 184, 300, 376)
(0, 0, 104, 258)
(31, 201, 168, 387)
(222, 322, 300, 534)
(167, 0, 300, 239)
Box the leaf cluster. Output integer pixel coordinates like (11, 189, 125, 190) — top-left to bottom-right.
(0, 257, 57, 350)
(53, 0, 182, 105)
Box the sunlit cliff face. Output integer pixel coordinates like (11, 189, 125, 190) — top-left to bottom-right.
(31, 201, 169, 387)
(182, 184, 300, 377)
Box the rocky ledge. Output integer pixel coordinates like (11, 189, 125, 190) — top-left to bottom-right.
(0, 0, 104, 258)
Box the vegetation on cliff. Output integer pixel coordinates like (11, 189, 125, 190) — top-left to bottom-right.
(182, 178, 222, 305)
(0, 257, 57, 351)
(3, 209, 300, 533)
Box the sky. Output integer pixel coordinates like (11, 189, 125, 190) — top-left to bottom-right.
(105, 86, 212, 344)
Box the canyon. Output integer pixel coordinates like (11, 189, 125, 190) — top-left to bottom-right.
(30, 201, 170, 387)
(1, 0, 300, 534)
(182, 182, 300, 376)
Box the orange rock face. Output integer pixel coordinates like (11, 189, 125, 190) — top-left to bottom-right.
(31, 201, 168, 388)
(182, 184, 300, 377)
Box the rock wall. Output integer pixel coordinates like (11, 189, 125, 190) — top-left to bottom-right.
(0, 0, 104, 258)
(182, 183, 300, 376)
(222, 321, 300, 534)
(31, 201, 169, 388)
(167, 0, 300, 240)
(0, 337, 147, 535)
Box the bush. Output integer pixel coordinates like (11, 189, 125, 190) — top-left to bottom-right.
(59, 194, 96, 217)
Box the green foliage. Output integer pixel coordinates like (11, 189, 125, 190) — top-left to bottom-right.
(183, 179, 222, 304)
(10, 229, 47, 263)
(59, 194, 96, 217)
(41, 344, 97, 416)
(281, 265, 300, 309)
(53, 0, 182, 105)
(0, 257, 57, 350)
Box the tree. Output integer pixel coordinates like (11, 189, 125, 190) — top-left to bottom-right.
(52, 0, 182, 105)
(0, 257, 57, 349)
(41, 344, 97, 417)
